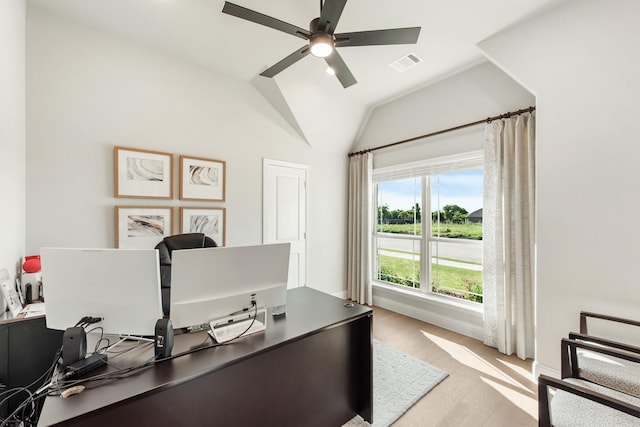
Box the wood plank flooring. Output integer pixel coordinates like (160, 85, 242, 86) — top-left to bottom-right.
(372, 306, 537, 427)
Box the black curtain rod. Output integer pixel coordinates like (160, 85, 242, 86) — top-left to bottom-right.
(348, 106, 536, 157)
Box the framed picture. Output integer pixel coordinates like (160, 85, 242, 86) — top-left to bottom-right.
(115, 206, 174, 249)
(179, 155, 226, 201)
(0, 268, 22, 317)
(180, 207, 226, 246)
(114, 146, 173, 199)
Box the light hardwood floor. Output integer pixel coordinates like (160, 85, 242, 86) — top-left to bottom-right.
(373, 306, 538, 427)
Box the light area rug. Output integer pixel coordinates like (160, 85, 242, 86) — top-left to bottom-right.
(344, 340, 448, 427)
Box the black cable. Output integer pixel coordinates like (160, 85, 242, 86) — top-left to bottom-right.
(85, 326, 109, 354)
(5, 306, 263, 423)
(0, 346, 60, 403)
(1, 318, 102, 426)
(0, 346, 62, 427)
(216, 300, 259, 344)
(48, 316, 246, 393)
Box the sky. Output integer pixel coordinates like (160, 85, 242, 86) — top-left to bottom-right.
(377, 170, 483, 214)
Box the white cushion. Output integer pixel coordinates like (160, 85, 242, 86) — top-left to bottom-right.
(578, 348, 640, 398)
(550, 378, 640, 427)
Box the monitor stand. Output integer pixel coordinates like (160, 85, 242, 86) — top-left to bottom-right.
(209, 308, 267, 343)
(108, 334, 154, 352)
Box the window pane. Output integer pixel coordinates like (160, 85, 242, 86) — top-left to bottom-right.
(376, 178, 421, 235)
(375, 178, 422, 289)
(376, 237, 420, 289)
(431, 241, 483, 302)
(430, 170, 483, 303)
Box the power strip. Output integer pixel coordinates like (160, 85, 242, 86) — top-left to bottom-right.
(65, 353, 108, 379)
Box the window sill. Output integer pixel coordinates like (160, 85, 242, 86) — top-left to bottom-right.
(373, 281, 483, 314)
(372, 281, 484, 340)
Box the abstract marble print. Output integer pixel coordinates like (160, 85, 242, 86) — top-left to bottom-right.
(188, 165, 218, 187)
(127, 215, 165, 237)
(127, 157, 164, 182)
(189, 214, 218, 235)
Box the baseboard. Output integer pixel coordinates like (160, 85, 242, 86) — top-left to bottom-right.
(533, 360, 559, 379)
(331, 289, 347, 299)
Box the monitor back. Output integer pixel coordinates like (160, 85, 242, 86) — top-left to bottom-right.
(169, 243, 290, 328)
(41, 248, 163, 335)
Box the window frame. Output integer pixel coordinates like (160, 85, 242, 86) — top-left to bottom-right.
(371, 151, 484, 306)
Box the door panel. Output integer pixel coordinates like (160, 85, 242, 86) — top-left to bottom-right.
(264, 159, 308, 289)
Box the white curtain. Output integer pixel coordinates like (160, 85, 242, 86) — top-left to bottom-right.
(483, 111, 535, 360)
(347, 152, 373, 305)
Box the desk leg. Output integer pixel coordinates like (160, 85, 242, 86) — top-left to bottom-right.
(351, 313, 373, 423)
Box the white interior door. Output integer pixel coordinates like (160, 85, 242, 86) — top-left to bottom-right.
(263, 159, 308, 289)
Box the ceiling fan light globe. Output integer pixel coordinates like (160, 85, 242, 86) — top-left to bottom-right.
(311, 43, 332, 57)
(309, 33, 334, 58)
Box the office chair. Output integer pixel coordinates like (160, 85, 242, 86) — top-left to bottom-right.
(155, 233, 217, 315)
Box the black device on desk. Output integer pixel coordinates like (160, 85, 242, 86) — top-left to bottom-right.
(25, 283, 32, 304)
(154, 318, 174, 359)
(62, 326, 87, 367)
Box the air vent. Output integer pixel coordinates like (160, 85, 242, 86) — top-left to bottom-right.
(389, 52, 423, 72)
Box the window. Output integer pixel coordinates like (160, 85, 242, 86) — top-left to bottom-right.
(373, 153, 483, 304)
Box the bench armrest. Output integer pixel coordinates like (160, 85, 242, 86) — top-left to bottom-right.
(580, 311, 640, 335)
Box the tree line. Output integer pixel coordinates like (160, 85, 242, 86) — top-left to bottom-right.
(378, 203, 469, 224)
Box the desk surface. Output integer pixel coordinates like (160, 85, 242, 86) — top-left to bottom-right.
(1, 301, 45, 324)
(38, 287, 372, 426)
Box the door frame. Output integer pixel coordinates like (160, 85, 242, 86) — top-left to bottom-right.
(262, 158, 309, 287)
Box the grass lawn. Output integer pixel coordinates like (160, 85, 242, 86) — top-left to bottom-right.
(378, 254, 420, 287)
(378, 255, 482, 302)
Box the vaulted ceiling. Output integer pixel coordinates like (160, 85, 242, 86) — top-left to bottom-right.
(27, 0, 562, 152)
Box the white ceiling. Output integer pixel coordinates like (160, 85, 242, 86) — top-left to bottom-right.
(26, 0, 562, 151)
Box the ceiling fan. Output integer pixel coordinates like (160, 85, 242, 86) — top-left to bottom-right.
(221, 0, 421, 88)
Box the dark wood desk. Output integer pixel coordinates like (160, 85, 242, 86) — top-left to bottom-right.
(38, 287, 373, 426)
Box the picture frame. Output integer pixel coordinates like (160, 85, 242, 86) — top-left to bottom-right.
(0, 268, 22, 317)
(115, 206, 174, 249)
(179, 155, 226, 201)
(114, 146, 173, 199)
(180, 207, 226, 246)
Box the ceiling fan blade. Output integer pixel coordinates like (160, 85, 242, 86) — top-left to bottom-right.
(222, 2, 311, 40)
(324, 50, 357, 88)
(334, 27, 421, 47)
(318, 0, 348, 34)
(260, 46, 311, 78)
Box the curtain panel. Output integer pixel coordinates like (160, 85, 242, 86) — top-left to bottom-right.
(347, 152, 373, 305)
(483, 111, 536, 360)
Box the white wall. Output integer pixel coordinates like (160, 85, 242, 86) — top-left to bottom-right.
(0, 0, 26, 288)
(25, 8, 347, 296)
(355, 61, 534, 158)
(479, 0, 640, 375)
(354, 61, 535, 338)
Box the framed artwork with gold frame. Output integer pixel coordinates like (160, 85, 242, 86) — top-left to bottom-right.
(180, 207, 226, 246)
(114, 146, 173, 199)
(179, 155, 226, 201)
(115, 206, 173, 248)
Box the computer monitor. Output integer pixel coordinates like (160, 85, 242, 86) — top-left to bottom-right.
(40, 248, 164, 336)
(169, 243, 290, 329)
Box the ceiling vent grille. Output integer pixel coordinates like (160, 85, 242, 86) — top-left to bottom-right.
(389, 52, 423, 72)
